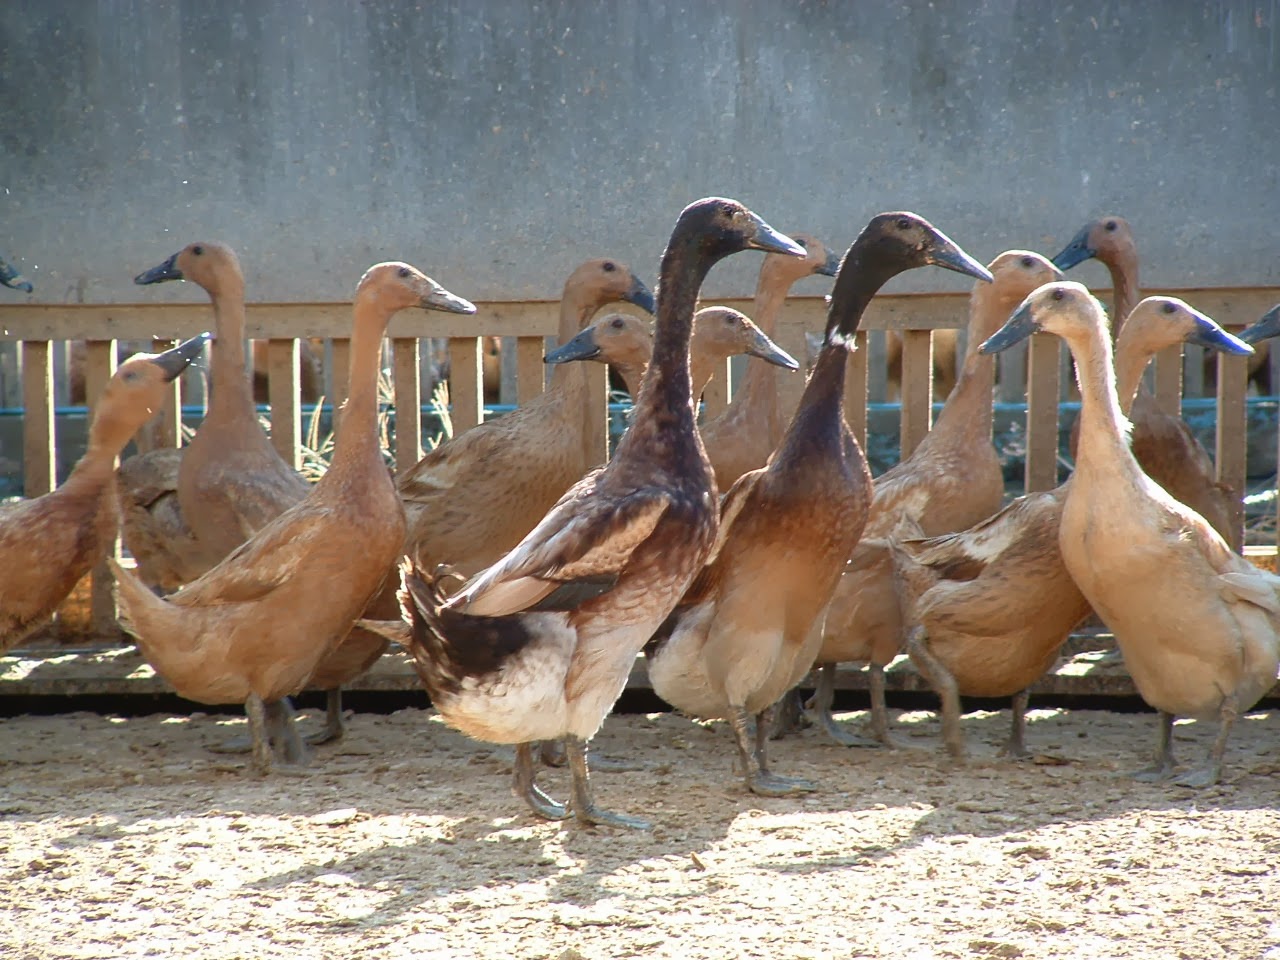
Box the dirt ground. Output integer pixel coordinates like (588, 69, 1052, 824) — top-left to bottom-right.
(1, 702, 1277, 960)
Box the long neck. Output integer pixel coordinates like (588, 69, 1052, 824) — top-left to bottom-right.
(206, 283, 257, 423)
(326, 300, 387, 478)
(1070, 325, 1134, 475)
(612, 357, 649, 397)
(728, 268, 792, 425)
(929, 282, 1001, 442)
(1104, 252, 1140, 337)
(547, 286, 598, 394)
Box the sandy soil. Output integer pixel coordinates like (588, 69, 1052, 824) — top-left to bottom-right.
(1, 702, 1277, 960)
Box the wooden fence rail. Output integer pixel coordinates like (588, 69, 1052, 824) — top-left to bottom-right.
(0, 285, 1277, 642)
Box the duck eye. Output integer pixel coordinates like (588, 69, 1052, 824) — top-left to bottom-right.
(610, 316, 624, 328)
(1020, 255, 1034, 268)
(896, 217, 911, 231)
(192, 245, 204, 256)
(796, 238, 808, 249)
(398, 266, 411, 278)
(1105, 221, 1117, 231)
(1052, 288, 1066, 301)
(1162, 302, 1177, 315)
(602, 261, 616, 273)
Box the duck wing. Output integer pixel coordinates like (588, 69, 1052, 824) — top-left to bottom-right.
(449, 472, 671, 617)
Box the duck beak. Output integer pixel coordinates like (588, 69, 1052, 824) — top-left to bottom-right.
(543, 327, 601, 365)
(1050, 225, 1096, 272)
(1239, 304, 1280, 345)
(421, 284, 476, 315)
(817, 248, 841, 278)
(0, 252, 32, 293)
(746, 328, 800, 370)
(152, 332, 211, 382)
(1188, 313, 1254, 356)
(624, 275, 656, 315)
(135, 251, 184, 285)
(926, 228, 994, 283)
(980, 299, 1041, 355)
(745, 213, 807, 258)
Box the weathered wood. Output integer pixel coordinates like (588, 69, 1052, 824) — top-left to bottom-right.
(21, 340, 55, 496)
(447, 337, 484, 434)
(83, 341, 121, 636)
(267, 338, 301, 470)
(1215, 335, 1248, 550)
(844, 332, 869, 450)
(515, 336, 545, 406)
(899, 329, 933, 458)
(1026, 333, 1062, 493)
(391, 337, 422, 473)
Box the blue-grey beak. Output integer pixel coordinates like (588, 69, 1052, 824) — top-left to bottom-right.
(818, 248, 841, 278)
(544, 327, 601, 365)
(1239, 304, 1280, 345)
(1050, 224, 1096, 272)
(927, 228, 994, 284)
(746, 328, 800, 370)
(152, 332, 211, 382)
(135, 251, 183, 285)
(745, 213, 807, 258)
(980, 299, 1041, 355)
(625, 275, 656, 315)
(1187, 314, 1253, 356)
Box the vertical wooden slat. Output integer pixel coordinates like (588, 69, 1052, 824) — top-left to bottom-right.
(898, 329, 933, 459)
(1026, 333, 1062, 493)
(844, 331, 869, 451)
(267, 338, 300, 470)
(448, 337, 484, 434)
(582, 363, 609, 468)
(21, 340, 55, 496)
(1216, 338, 1248, 551)
(84, 340, 120, 634)
(516, 336, 545, 406)
(1153, 346, 1183, 416)
(135, 338, 181, 452)
(392, 337, 422, 474)
(499, 337, 519, 405)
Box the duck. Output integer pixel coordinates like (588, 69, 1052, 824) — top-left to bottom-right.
(1240, 303, 1280, 346)
(110, 263, 476, 773)
(0, 250, 33, 292)
(980, 281, 1275, 787)
(697, 235, 839, 490)
(1052, 216, 1239, 548)
(644, 213, 992, 797)
(896, 295, 1261, 759)
(374, 198, 805, 828)
(397, 258, 655, 582)
(0, 336, 206, 651)
(543, 305, 798, 399)
(804, 251, 1059, 747)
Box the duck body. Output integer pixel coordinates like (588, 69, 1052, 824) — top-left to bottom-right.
(0, 338, 205, 650)
(113, 263, 475, 772)
(399, 259, 654, 582)
(646, 213, 993, 796)
(394, 198, 806, 827)
(982, 282, 1276, 786)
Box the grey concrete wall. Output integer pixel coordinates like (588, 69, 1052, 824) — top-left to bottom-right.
(2, 0, 1278, 306)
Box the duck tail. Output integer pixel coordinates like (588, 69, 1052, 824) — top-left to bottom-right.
(108, 557, 160, 641)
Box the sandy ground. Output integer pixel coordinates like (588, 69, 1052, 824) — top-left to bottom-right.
(1, 702, 1277, 960)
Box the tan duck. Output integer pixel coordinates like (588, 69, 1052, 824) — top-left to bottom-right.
(1052, 216, 1239, 548)
(646, 214, 992, 796)
(111, 263, 475, 773)
(376, 198, 805, 827)
(806, 251, 1060, 747)
(543, 305, 798, 398)
(698, 235, 839, 490)
(897, 295, 1260, 759)
(981, 281, 1275, 787)
(398, 258, 654, 581)
(0, 337, 206, 650)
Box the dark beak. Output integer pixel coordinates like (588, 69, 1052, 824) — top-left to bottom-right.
(817, 248, 841, 278)
(1187, 313, 1253, 357)
(980, 299, 1041, 355)
(1050, 225, 1096, 272)
(925, 228, 993, 283)
(135, 252, 184, 285)
(153, 332, 211, 382)
(1239, 304, 1280, 345)
(421, 284, 476, 315)
(0, 252, 32, 292)
(746, 328, 800, 370)
(624, 275, 656, 315)
(544, 327, 602, 365)
(745, 213, 807, 258)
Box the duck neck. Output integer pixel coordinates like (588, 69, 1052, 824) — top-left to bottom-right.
(929, 282, 1001, 443)
(327, 300, 387, 479)
(612, 357, 649, 397)
(206, 283, 257, 423)
(547, 287, 598, 395)
(1113, 338, 1155, 415)
(728, 270, 791, 428)
(1069, 325, 1134, 476)
(1103, 252, 1140, 337)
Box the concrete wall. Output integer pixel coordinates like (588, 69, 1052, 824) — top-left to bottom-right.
(2, 0, 1278, 306)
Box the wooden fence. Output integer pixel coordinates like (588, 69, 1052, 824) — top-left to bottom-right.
(0, 285, 1278, 642)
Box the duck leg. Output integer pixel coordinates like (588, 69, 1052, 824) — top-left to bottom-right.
(265, 698, 312, 773)
(564, 735, 650, 830)
(1174, 695, 1238, 789)
(866, 662, 895, 746)
(905, 626, 965, 760)
(305, 688, 347, 745)
(246, 693, 273, 774)
(999, 689, 1032, 760)
(767, 687, 809, 740)
(539, 738, 643, 772)
(1131, 711, 1177, 782)
(805, 663, 883, 748)
(730, 706, 816, 797)
(513, 742, 568, 821)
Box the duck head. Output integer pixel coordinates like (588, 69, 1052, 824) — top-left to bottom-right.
(1239, 303, 1280, 345)
(1050, 216, 1134, 272)
(980, 281, 1106, 354)
(674, 197, 807, 263)
(89, 333, 210, 446)
(757, 232, 842, 289)
(1118, 296, 1255, 357)
(544, 313, 652, 366)
(355, 262, 477, 316)
(563, 258, 656, 315)
(691, 305, 798, 370)
(857, 213, 994, 283)
(134, 241, 244, 297)
(0, 251, 32, 292)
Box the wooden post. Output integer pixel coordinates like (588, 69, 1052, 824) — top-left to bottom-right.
(898, 329, 933, 459)
(392, 337, 422, 474)
(844, 331, 869, 451)
(21, 340, 55, 496)
(448, 337, 484, 434)
(516, 336, 545, 406)
(267, 338, 301, 470)
(1216, 336, 1248, 552)
(84, 340, 120, 635)
(1026, 333, 1062, 493)
(499, 337, 518, 406)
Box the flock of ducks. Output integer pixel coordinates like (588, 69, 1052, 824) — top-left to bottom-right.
(1, 199, 1278, 829)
